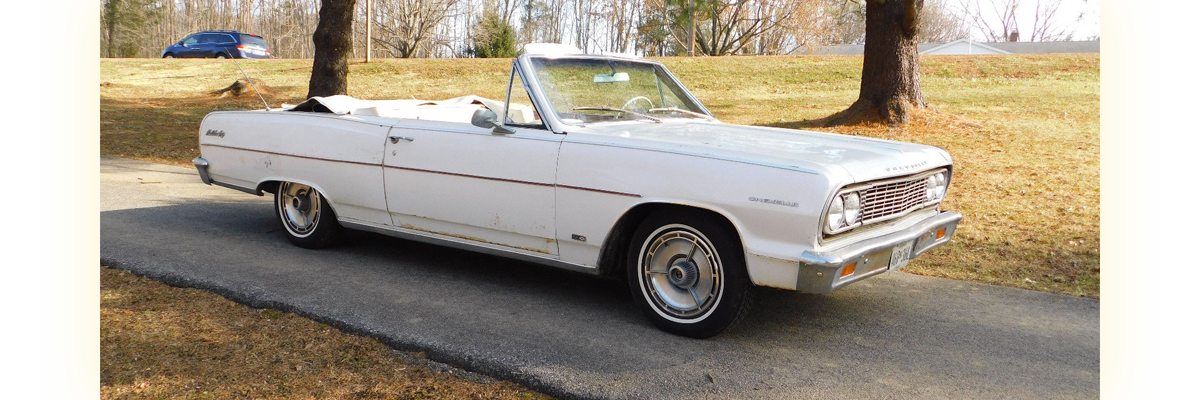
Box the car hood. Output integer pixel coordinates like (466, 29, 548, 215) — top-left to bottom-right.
(566, 120, 952, 183)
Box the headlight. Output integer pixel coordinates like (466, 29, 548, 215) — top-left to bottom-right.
(826, 195, 844, 231)
(926, 172, 947, 201)
(843, 192, 861, 225)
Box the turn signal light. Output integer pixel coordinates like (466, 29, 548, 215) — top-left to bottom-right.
(936, 228, 946, 239)
(841, 263, 856, 277)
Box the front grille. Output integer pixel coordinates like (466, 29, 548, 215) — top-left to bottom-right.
(823, 168, 947, 238)
(859, 178, 930, 224)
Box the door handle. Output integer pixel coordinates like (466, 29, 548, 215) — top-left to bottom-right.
(389, 136, 414, 144)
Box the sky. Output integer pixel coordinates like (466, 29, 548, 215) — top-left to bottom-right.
(1059, 0, 1101, 39)
(959, 0, 1101, 41)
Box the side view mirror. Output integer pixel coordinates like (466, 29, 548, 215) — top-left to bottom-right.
(471, 108, 515, 135)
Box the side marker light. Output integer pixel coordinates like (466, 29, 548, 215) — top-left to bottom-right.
(841, 263, 856, 277)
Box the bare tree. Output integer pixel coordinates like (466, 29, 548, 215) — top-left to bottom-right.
(751, 0, 826, 54)
(371, 0, 455, 58)
(657, 0, 791, 56)
(603, 0, 641, 53)
(919, 0, 970, 42)
(1026, 0, 1069, 41)
(960, 0, 1071, 42)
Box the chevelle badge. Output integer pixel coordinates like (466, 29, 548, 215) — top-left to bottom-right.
(749, 197, 799, 207)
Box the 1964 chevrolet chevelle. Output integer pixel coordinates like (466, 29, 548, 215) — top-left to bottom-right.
(193, 44, 961, 338)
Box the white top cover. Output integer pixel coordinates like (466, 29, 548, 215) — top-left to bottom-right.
(283, 95, 535, 124)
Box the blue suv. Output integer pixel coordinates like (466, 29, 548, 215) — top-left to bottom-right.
(162, 31, 271, 59)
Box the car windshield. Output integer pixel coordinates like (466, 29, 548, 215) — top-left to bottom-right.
(528, 57, 708, 125)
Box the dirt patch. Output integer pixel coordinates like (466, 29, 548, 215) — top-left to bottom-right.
(212, 78, 272, 98)
(101, 266, 551, 399)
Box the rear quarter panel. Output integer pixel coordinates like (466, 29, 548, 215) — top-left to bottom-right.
(198, 111, 396, 225)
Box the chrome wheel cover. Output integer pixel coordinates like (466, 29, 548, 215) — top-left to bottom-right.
(639, 225, 723, 321)
(278, 182, 321, 237)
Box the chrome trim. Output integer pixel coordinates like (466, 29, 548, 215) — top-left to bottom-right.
(340, 219, 600, 276)
(516, 56, 570, 134)
(386, 122, 564, 143)
(797, 211, 962, 294)
(213, 180, 259, 195)
(192, 157, 212, 185)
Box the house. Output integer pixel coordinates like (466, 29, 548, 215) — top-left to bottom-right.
(919, 39, 1100, 55)
(792, 40, 1100, 56)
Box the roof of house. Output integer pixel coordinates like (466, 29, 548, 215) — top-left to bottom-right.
(792, 40, 1099, 55)
(984, 40, 1100, 54)
(920, 39, 1012, 55)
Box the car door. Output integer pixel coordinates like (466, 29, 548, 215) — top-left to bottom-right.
(197, 34, 220, 57)
(178, 34, 202, 58)
(213, 33, 237, 57)
(381, 67, 562, 256)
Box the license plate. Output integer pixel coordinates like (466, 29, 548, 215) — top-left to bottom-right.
(889, 241, 914, 270)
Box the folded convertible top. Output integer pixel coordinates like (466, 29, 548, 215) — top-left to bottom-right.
(285, 95, 505, 118)
(282, 94, 540, 124)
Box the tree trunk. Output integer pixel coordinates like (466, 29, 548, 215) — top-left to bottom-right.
(308, 0, 359, 99)
(824, 0, 927, 126)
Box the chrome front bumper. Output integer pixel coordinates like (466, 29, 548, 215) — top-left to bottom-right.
(795, 211, 962, 294)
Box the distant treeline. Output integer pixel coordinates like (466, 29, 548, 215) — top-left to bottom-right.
(100, 0, 973, 59)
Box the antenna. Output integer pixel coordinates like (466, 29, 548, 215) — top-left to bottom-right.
(228, 57, 271, 111)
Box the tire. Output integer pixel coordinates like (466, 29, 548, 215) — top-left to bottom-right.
(274, 182, 342, 249)
(162, 53, 174, 59)
(216, 53, 228, 59)
(627, 209, 756, 338)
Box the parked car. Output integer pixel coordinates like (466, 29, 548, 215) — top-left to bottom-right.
(162, 30, 270, 59)
(192, 43, 961, 338)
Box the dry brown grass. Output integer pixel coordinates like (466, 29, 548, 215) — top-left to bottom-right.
(101, 266, 550, 399)
(99, 54, 1099, 297)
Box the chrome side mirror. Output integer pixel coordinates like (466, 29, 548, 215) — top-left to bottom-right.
(471, 108, 515, 135)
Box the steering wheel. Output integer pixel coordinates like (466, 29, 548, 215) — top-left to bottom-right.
(621, 96, 654, 112)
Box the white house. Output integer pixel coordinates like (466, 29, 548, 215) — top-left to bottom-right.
(793, 40, 1100, 56)
(919, 39, 1011, 55)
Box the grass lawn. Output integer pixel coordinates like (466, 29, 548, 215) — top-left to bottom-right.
(101, 266, 549, 399)
(99, 54, 1099, 298)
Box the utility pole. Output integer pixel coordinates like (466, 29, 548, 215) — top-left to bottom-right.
(365, 0, 372, 62)
(687, 0, 695, 56)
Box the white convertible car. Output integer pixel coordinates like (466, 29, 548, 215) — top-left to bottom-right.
(194, 44, 961, 338)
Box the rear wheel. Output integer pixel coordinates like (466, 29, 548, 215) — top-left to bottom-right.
(274, 182, 342, 249)
(627, 209, 756, 338)
(215, 53, 228, 59)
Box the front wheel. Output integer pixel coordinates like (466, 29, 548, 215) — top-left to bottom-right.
(627, 210, 756, 338)
(274, 182, 342, 249)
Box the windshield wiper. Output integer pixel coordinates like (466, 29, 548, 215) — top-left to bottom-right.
(648, 107, 718, 121)
(572, 106, 662, 123)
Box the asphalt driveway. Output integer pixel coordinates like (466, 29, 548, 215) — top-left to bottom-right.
(100, 157, 1098, 399)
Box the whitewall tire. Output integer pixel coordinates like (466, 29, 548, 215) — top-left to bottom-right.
(627, 209, 756, 338)
(274, 182, 342, 249)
